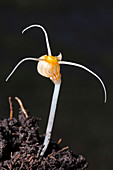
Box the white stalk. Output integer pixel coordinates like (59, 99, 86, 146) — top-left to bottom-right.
(6, 57, 38, 81)
(59, 61, 107, 103)
(40, 82, 61, 156)
(22, 24, 52, 56)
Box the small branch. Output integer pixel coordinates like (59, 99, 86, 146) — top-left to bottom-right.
(16, 153, 20, 159)
(50, 155, 56, 161)
(57, 146, 69, 154)
(57, 138, 62, 145)
(15, 97, 28, 118)
(9, 97, 13, 119)
(48, 146, 69, 158)
(60, 146, 69, 152)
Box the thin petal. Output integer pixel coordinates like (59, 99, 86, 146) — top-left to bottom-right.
(59, 61, 107, 103)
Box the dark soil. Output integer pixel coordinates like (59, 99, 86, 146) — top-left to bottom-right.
(0, 98, 88, 170)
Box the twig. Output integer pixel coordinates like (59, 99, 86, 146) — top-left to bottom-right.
(48, 146, 69, 158)
(10, 152, 14, 166)
(48, 153, 53, 157)
(15, 97, 28, 118)
(57, 146, 69, 154)
(28, 156, 33, 162)
(57, 138, 62, 145)
(9, 97, 13, 119)
(50, 155, 56, 161)
(61, 146, 69, 151)
(16, 153, 20, 159)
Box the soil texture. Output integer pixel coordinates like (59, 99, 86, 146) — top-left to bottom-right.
(0, 97, 88, 169)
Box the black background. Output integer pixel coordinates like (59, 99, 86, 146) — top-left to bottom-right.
(0, 1, 113, 169)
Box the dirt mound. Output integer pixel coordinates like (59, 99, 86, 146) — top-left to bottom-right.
(0, 97, 88, 169)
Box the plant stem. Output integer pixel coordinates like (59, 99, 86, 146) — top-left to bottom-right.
(40, 82, 61, 156)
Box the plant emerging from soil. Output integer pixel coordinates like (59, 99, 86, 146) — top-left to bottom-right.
(0, 97, 88, 169)
(6, 24, 107, 157)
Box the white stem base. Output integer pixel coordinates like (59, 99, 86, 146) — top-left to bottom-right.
(40, 83, 61, 156)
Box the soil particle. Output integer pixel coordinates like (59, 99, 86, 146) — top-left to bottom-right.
(0, 99, 88, 169)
